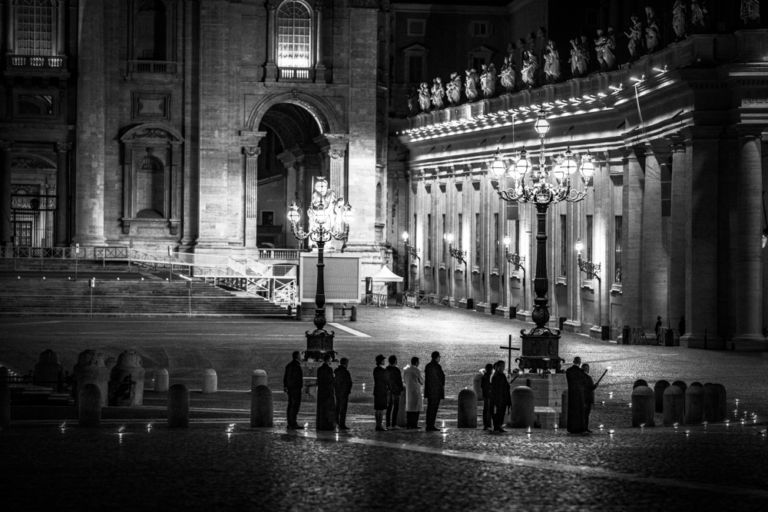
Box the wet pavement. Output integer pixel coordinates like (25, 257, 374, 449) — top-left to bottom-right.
(2, 305, 768, 511)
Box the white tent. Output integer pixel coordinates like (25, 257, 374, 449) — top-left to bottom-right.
(370, 265, 403, 283)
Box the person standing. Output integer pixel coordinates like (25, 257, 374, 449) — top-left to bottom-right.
(403, 357, 424, 428)
(334, 357, 352, 430)
(582, 363, 596, 433)
(283, 351, 304, 430)
(424, 351, 445, 432)
(373, 354, 388, 431)
(490, 361, 511, 433)
(315, 352, 336, 431)
(480, 363, 494, 430)
(655, 316, 663, 344)
(385, 355, 404, 429)
(565, 357, 588, 434)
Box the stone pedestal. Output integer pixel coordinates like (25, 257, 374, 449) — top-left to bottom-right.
(33, 349, 63, 388)
(73, 350, 110, 407)
(109, 350, 145, 406)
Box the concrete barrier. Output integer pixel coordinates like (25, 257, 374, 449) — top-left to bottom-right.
(0, 367, 10, 429)
(252, 369, 268, 388)
(672, 380, 687, 394)
(684, 382, 704, 424)
(168, 384, 190, 428)
(510, 386, 534, 428)
(73, 350, 110, 407)
(155, 368, 169, 393)
(633, 379, 648, 389)
(712, 383, 727, 422)
(653, 380, 669, 413)
(250, 384, 273, 428)
(631, 385, 655, 427)
(457, 388, 477, 428)
(78, 383, 102, 428)
(202, 368, 217, 394)
(663, 385, 685, 426)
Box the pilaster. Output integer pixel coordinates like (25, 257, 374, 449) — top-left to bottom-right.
(0, 140, 12, 246)
(641, 146, 668, 331)
(55, 142, 72, 246)
(622, 150, 644, 329)
(668, 140, 688, 337)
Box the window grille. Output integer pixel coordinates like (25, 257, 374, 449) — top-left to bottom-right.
(277, 1, 312, 69)
(15, 0, 54, 56)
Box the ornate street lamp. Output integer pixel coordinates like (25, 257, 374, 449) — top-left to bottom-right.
(443, 233, 472, 308)
(287, 176, 352, 360)
(401, 231, 420, 295)
(502, 236, 526, 317)
(575, 239, 603, 338)
(490, 110, 594, 372)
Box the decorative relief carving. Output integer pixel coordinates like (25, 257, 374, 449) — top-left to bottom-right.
(132, 92, 171, 121)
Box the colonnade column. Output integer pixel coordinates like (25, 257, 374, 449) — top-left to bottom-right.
(0, 141, 11, 246)
(641, 146, 668, 331)
(622, 150, 644, 330)
(54, 142, 71, 246)
(243, 145, 261, 248)
(668, 141, 688, 336)
(316, 134, 348, 198)
(731, 132, 765, 349)
(314, 1, 326, 79)
(74, 0, 106, 245)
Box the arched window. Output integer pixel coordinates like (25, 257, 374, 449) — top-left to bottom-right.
(277, 1, 312, 69)
(14, 0, 54, 56)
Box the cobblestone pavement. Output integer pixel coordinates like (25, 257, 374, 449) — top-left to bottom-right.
(2, 306, 768, 511)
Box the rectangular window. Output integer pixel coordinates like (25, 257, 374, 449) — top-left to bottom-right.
(661, 166, 672, 217)
(261, 211, 274, 226)
(586, 215, 593, 262)
(471, 21, 488, 37)
(15, 1, 54, 56)
(475, 213, 481, 266)
(493, 213, 499, 268)
(559, 215, 567, 277)
(427, 213, 433, 263)
(614, 216, 623, 283)
(407, 19, 426, 37)
(407, 55, 424, 84)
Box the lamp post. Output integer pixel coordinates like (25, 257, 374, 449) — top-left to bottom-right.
(287, 176, 351, 360)
(575, 239, 602, 338)
(444, 233, 471, 308)
(502, 236, 526, 317)
(74, 243, 79, 281)
(401, 231, 420, 307)
(488, 110, 594, 372)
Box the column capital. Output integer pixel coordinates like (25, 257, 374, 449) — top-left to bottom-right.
(239, 130, 267, 146)
(314, 133, 348, 156)
(243, 146, 261, 157)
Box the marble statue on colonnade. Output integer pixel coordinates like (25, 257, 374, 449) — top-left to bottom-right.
(465, 68, 480, 101)
(543, 40, 561, 83)
(500, 55, 516, 93)
(569, 38, 588, 77)
(418, 82, 431, 112)
(625, 15, 643, 60)
(672, 0, 688, 41)
(446, 72, 462, 105)
(645, 6, 662, 53)
(741, 0, 761, 25)
(431, 77, 445, 109)
(480, 63, 497, 98)
(595, 28, 616, 71)
(521, 50, 537, 88)
(690, 0, 708, 32)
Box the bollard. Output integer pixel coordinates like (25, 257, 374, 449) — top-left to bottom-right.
(663, 385, 685, 426)
(472, 371, 484, 400)
(252, 369, 268, 389)
(672, 380, 687, 394)
(109, 350, 145, 406)
(73, 350, 110, 407)
(510, 386, 535, 428)
(33, 349, 63, 389)
(155, 368, 169, 393)
(78, 383, 102, 428)
(250, 384, 273, 428)
(713, 383, 727, 422)
(632, 379, 648, 389)
(202, 368, 217, 394)
(457, 389, 477, 428)
(653, 380, 669, 413)
(560, 390, 568, 430)
(631, 385, 655, 427)
(0, 367, 10, 429)
(684, 382, 704, 425)
(350, 306, 357, 322)
(168, 384, 190, 428)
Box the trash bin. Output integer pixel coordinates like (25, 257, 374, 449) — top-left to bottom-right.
(559, 317, 566, 330)
(490, 302, 498, 315)
(601, 325, 610, 341)
(466, 298, 474, 309)
(510, 306, 517, 319)
(622, 325, 631, 345)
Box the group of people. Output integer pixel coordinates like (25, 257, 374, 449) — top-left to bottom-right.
(282, 350, 446, 432)
(565, 357, 598, 435)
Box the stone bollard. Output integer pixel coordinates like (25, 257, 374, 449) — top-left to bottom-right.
(73, 350, 110, 407)
(653, 380, 669, 413)
(712, 383, 727, 422)
(684, 382, 704, 425)
(0, 367, 10, 429)
(252, 369, 268, 389)
(78, 383, 102, 428)
(109, 350, 145, 406)
(632, 379, 648, 389)
(510, 386, 535, 428)
(631, 385, 655, 427)
(560, 390, 568, 429)
(663, 385, 685, 426)
(672, 380, 687, 394)
(457, 388, 477, 428)
(168, 384, 190, 428)
(33, 349, 63, 389)
(202, 368, 217, 394)
(155, 368, 169, 393)
(250, 384, 273, 428)
(472, 371, 484, 400)
(396, 390, 407, 427)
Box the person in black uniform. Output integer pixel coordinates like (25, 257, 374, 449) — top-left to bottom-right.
(424, 351, 445, 432)
(283, 350, 303, 429)
(373, 354, 388, 431)
(334, 357, 353, 430)
(481, 363, 494, 430)
(315, 352, 336, 431)
(385, 355, 404, 429)
(491, 360, 511, 433)
(565, 357, 588, 434)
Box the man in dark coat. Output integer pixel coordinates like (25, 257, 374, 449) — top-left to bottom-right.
(283, 350, 303, 429)
(582, 363, 596, 433)
(385, 355, 404, 429)
(373, 354, 388, 431)
(315, 352, 336, 431)
(565, 357, 588, 434)
(490, 361, 511, 433)
(424, 350, 445, 432)
(480, 363, 494, 430)
(334, 357, 353, 430)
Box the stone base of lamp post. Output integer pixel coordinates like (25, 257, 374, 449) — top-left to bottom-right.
(518, 330, 563, 373)
(304, 329, 335, 362)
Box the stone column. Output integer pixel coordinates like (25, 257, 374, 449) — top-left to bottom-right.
(682, 134, 721, 349)
(622, 150, 644, 330)
(668, 141, 688, 336)
(0, 140, 11, 246)
(6, 2, 14, 52)
(278, 151, 298, 249)
(641, 146, 668, 331)
(243, 146, 260, 248)
(56, 0, 65, 55)
(314, 1, 326, 79)
(74, 0, 106, 245)
(731, 133, 764, 349)
(264, 0, 278, 81)
(55, 142, 71, 246)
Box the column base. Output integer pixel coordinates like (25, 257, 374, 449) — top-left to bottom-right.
(730, 334, 768, 352)
(74, 235, 106, 246)
(562, 320, 582, 333)
(681, 333, 726, 350)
